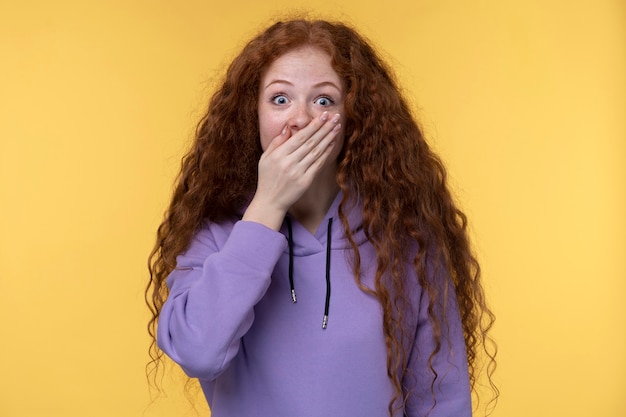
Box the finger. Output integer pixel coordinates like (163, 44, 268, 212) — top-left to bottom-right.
(280, 111, 333, 154)
(288, 113, 341, 160)
(300, 135, 338, 177)
(298, 122, 342, 169)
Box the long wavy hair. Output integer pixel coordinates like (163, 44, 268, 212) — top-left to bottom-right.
(147, 18, 497, 416)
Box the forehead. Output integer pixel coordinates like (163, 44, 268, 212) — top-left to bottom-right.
(260, 47, 342, 87)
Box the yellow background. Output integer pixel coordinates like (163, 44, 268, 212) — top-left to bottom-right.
(1, 0, 624, 416)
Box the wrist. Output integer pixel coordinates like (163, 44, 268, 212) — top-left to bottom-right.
(241, 197, 286, 231)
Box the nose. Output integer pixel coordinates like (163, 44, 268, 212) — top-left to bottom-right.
(288, 102, 314, 131)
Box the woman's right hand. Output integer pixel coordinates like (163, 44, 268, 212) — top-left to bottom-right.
(242, 111, 342, 230)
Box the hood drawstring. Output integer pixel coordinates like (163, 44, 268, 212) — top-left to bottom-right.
(323, 218, 332, 329)
(286, 217, 297, 303)
(285, 217, 333, 329)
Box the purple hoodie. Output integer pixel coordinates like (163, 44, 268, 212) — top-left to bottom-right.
(157, 192, 471, 416)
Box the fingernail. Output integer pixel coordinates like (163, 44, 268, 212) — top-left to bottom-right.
(332, 114, 340, 123)
(282, 126, 287, 135)
(321, 111, 329, 121)
(332, 123, 341, 132)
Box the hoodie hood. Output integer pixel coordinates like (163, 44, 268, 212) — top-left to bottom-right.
(278, 190, 368, 256)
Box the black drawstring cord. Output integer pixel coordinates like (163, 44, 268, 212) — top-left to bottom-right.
(285, 216, 332, 329)
(286, 217, 297, 303)
(322, 218, 332, 329)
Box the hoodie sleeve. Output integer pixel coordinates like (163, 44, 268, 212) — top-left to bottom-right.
(404, 271, 472, 417)
(157, 220, 287, 380)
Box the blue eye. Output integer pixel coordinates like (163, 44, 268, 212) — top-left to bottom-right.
(271, 95, 289, 105)
(315, 96, 334, 106)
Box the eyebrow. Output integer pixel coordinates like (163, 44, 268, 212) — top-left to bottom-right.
(263, 79, 342, 92)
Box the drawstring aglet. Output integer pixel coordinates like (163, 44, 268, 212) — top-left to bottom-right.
(291, 289, 297, 303)
(322, 315, 328, 329)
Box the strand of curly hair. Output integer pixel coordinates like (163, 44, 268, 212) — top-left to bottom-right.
(146, 18, 498, 416)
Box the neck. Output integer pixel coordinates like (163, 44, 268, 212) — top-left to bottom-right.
(288, 166, 339, 234)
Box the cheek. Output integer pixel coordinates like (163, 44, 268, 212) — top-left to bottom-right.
(258, 110, 282, 151)
(259, 131, 272, 151)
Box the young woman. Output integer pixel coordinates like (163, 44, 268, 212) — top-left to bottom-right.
(147, 18, 496, 417)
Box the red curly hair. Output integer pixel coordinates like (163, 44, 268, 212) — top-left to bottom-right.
(147, 18, 497, 416)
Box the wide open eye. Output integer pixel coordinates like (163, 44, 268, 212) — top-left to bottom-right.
(314, 96, 334, 106)
(271, 95, 289, 105)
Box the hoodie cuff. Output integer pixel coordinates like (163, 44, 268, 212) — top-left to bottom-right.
(216, 220, 287, 274)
